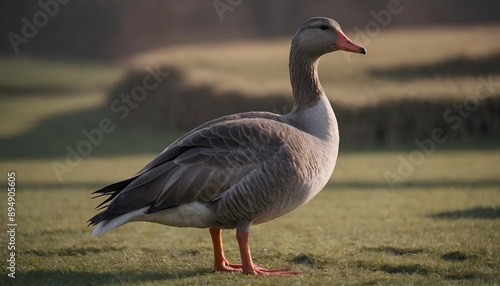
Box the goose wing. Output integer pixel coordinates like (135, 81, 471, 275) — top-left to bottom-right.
(136, 111, 280, 174)
(92, 112, 293, 221)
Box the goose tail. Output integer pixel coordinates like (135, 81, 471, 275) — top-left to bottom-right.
(88, 176, 140, 236)
(91, 207, 148, 237)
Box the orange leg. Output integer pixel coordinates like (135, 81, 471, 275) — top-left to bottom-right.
(236, 229, 301, 275)
(209, 228, 243, 272)
(209, 227, 300, 275)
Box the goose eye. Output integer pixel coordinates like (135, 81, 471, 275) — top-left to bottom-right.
(320, 25, 328, 30)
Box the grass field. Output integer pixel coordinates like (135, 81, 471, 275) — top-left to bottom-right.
(1, 24, 500, 285)
(0, 152, 499, 285)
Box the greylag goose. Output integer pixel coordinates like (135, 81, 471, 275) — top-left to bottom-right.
(89, 17, 365, 275)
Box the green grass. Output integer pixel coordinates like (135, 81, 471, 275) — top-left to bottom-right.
(0, 25, 499, 285)
(0, 152, 499, 285)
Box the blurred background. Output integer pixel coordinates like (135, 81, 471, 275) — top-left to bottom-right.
(0, 0, 499, 176)
(2, 0, 500, 59)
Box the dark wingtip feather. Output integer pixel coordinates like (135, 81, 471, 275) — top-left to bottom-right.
(87, 211, 106, 226)
(89, 176, 138, 225)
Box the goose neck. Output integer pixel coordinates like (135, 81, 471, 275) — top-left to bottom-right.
(289, 47, 324, 111)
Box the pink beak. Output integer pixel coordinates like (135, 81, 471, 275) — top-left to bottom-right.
(334, 30, 366, 55)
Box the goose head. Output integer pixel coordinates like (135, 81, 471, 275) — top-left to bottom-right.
(292, 17, 366, 57)
(289, 17, 365, 109)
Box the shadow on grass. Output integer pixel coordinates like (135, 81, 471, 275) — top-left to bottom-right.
(352, 260, 488, 281)
(441, 251, 476, 261)
(379, 263, 430, 275)
(23, 246, 127, 257)
(289, 253, 322, 268)
(369, 52, 500, 81)
(9, 269, 211, 285)
(362, 246, 428, 256)
(352, 260, 430, 275)
(428, 206, 500, 219)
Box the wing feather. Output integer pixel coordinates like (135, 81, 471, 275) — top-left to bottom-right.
(93, 112, 294, 221)
(173, 148, 211, 166)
